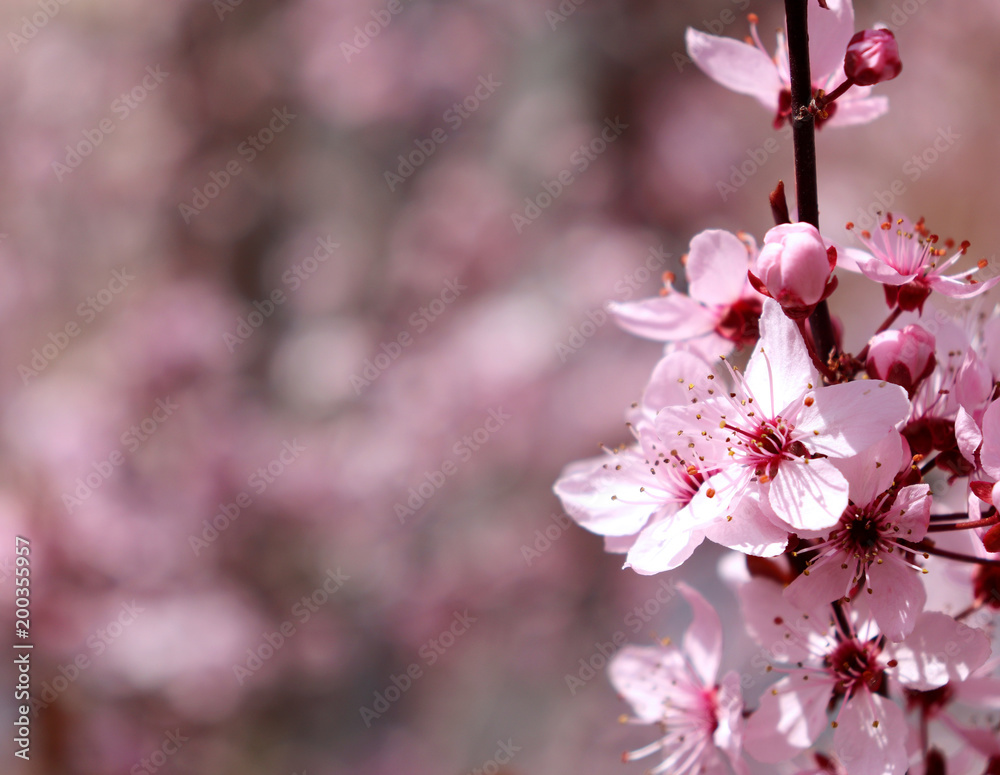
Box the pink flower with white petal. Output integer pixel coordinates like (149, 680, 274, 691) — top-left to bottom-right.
(784, 431, 932, 641)
(738, 578, 992, 775)
(553, 351, 722, 574)
(609, 584, 748, 775)
(609, 229, 764, 360)
(844, 214, 1000, 312)
(654, 300, 910, 543)
(685, 1, 888, 129)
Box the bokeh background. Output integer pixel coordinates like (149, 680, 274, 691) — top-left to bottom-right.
(1, 0, 999, 773)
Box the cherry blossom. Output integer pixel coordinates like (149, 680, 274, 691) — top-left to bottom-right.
(685, 0, 889, 129)
(844, 214, 1000, 311)
(609, 229, 764, 359)
(738, 577, 991, 775)
(783, 431, 932, 641)
(553, 350, 720, 573)
(653, 300, 910, 542)
(609, 584, 748, 775)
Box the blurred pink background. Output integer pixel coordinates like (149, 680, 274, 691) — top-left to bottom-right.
(1, 0, 999, 772)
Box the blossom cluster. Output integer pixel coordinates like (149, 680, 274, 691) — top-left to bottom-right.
(555, 2, 1000, 773)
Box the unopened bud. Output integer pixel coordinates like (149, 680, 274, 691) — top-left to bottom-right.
(866, 324, 935, 395)
(748, 222, 836, 319)
(845, 29, 902, 86)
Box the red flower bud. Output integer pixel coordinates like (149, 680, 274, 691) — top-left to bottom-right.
(845, 29, 902, 86)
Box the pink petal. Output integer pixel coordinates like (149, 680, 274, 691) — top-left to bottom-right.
(867, 558, 926, 642)
(929, 271, 1000, 299)
(858, 255, 915, 285)
(745, 299, 818, 417)
(892, 484, 931, 542)
(744, 678, 832, 762)
(609, 294, 719, 342)
(796, 380, 910, 457)
(836, 246, 870, 274)
(679, 582, 723, 687)
(715, 671, 749, 775)
(807, 0, 856, 79)
(833, 692, 908, 775)
(830, 430, 905, 506)
(625, 513, 706, 575)
(738, 577, 822, 664)
(686, 229, 752, 306)
(702, 490, 789, 557)
(824, 95, 890, 128)
(769, 457, 849, 532)
(553, 451, 661, 536)
(954, 405, 983, 466)
(784, 557, 853, 612)
(887, 612, 992, 690)
(641, 350, 716, 413)
(685, 28, 783, 111)
(980, 400, 1000, 478)
(608, 645, 690, 723)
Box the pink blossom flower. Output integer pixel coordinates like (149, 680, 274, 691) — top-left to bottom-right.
(685, 0, 888, 129)
(844, 29, 902, 86)
(750, 222, 837, 319)
(553, 350, 721, 574)
(739, 578, 992, 775)
(653, 300, 910, 542)
(844, 214, 1000, 312)
(609, 584, 748, 775)
(783, 431, 932, 641)
(609, 229, 764, 359)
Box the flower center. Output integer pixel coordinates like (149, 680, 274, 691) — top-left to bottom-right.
(827, 638, 883, 696)
(715, 297, 762, 349)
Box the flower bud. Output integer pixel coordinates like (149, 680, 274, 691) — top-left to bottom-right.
(748, 222, 836, 319)
(866, 324, 935, 395)
(845, 29, 902, 86)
